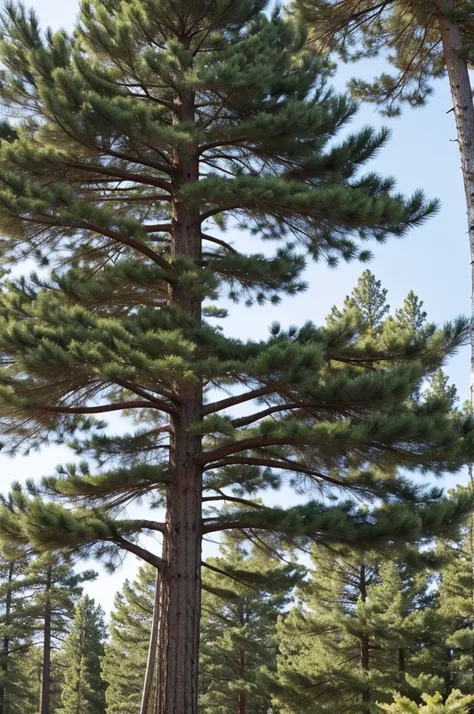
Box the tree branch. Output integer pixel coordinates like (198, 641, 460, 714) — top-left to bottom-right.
(203, 456, 345, 488)
(113, 535, 165, 569)
(203, 385, 277, 415)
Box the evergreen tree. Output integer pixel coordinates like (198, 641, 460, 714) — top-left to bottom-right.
(274, 543, 441, 713)
(199, 535, 298, 714)
(328, 270, 390, 333)
(102, 566, 155, 714)
(296, 0, 474, 412)
(435, 514, 474, 698)
(378, 691, 474, 714)
(0, 2, 472, 711)
(20, 553, 95, 714)
(0, 554, 32, 714)
(58, 596, 106, 714)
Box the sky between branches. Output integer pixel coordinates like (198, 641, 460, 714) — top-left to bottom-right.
(0, 0, 470, 612)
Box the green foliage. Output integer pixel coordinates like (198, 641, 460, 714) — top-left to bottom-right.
(378, 690, 474, 713)
(274, 543, 439, 713)
(199, 536, 299, 713)
(101, 566, 155, 714)
(295, 0, 474, 116)
(58, 596, 106, 714)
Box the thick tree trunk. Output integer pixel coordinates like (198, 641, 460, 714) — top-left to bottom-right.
(434, 0, 474, 406)
(0, 562, 14, 714)
(155, 84, 203, 714)
(140, 569, 160, 714)
(39, 564, 52, 714)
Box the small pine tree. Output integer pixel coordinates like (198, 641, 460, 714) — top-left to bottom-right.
(328, 270, 390, 333)
(58, 596, 106, 714)
(102, 566, 155, 714)
(199, 536, 298, 714)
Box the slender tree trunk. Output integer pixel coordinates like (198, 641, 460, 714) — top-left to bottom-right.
(238, 648, 246, 714)
(359, 565, 370, 712)
(434, 0, 474, 405)
(155, 82, 203, 714)
(434, 1, 474, 691)
(140, 570, 160, 714)
(0, 562, 14, 714)
(398, 647, 405, 675)
(39, 564, 52, 714)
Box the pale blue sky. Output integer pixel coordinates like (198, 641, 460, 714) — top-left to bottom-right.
(0, 0, 470, 611)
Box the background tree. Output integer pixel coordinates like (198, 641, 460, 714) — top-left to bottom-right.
(102, 566, 155, 714)
(378, 691, 474, 713)
(199, 535, 298, 714)
(0, 2, 473, 711)
(20, 554, 95, 714)
(58, 596, 106, 714)
(296, 0, 474, 408)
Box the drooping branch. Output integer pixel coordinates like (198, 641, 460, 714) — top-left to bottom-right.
(202, 560, 260, 592)
(113, 535, 165, 569)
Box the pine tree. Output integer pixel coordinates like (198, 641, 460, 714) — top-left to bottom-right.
(435, 512, 474, 699)
(328, 270, 390, 333)
(0, 3, 473, 711)
(19, 554, 95, 714)
(0, 553, 41, 714)
(102, 565, 155, 714)
(296, 0, 474, 412)
(199, 535, 298, 714)
(274, 543, 442, 714)
(58, 596, 106, 714)
(378, 691, 474, 713)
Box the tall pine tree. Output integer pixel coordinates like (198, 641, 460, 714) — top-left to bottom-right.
(0, 2, 473, 711)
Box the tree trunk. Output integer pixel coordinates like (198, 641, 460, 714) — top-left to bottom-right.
(140, 570, 160, 714)
(398, 647, 405, 674)
(155, 83, 203, 714)
(39, 564, 52, 714)
(359, 565, 370, 712)
(0, 561, 14, 714)
(238, 648, 246, 714)
(434, 0, 474, 406)
(434, 0, 474, 691)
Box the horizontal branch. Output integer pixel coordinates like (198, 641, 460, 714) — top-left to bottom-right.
(231, 402, 320, 428)
(203, 385, 277, 415)
(202, 520, 256, 535)
(143, 224, 173, 233)
(42, 400, 170, 415)
(204, 456, 345, 488)
(132, 520, 167, 533)
(202, 490, 264, 509)
(197, 436, 305, 464)
(65, 160, 172, 193)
